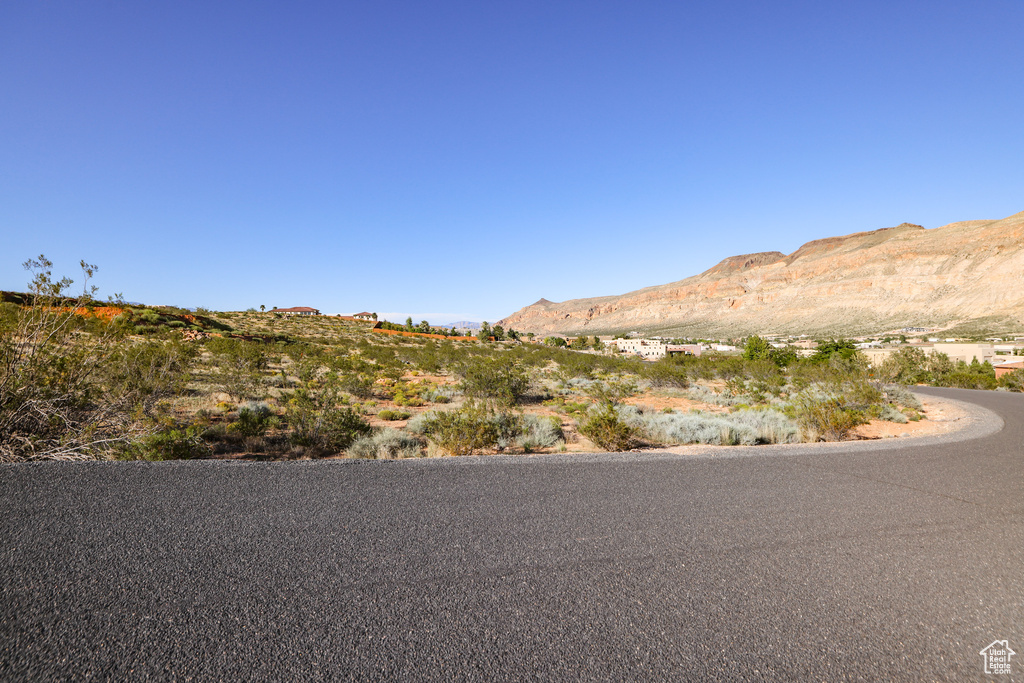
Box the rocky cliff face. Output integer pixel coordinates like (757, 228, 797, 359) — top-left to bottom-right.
(498, 211, 1024, 337)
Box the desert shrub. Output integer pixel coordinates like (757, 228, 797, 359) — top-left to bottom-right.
(554, 353, 598, 381)
(377, 409, 411, 421)
(998, 369, 1024, 392)
(229, 401, 279, 437)
(746, 359, 787, 398)
(641, 360, 689, 388)
(347, 429, 422, 459)
(791, 391, 866, 441)
(1, 257, 200, 461)
(459, 355, 529, 407)
(338, 373, 375, 399)
(883, 384, 923, 410)
(122, 425, 211, 461)
(876, 403, 909, 423)
(492, 410, 526, 450)
(424, 386, 456, 403)
(579, 403, 639, 451)
(543, 397, 591, 417)
(686, 384, 748, 407)
(405, 412, 433, 434)
(844, 380, 884, 409)
(621, 405, 798, 446)
(417, 402, 520, 456)
(286, 375, 372, 455)
(206, 337, 269, 401)
(936, 361, 997, 390)
(391, 384, 425, 407)
(139, 309, 162, 325)
(516, 415, 564, 452)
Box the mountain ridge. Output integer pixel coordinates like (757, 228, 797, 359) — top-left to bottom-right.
(498, 211, 1024, 337)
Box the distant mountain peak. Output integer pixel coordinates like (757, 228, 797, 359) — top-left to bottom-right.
(497, 211, 1024, 337)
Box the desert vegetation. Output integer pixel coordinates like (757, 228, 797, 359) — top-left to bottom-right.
(4, 257, 1019, 463)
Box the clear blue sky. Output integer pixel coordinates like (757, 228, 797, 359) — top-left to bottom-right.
(2, 1, 1022, 324)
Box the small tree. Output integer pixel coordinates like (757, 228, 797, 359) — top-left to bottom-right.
(811, 339, 859, 363)
(477, 321, 491, 342)
(743, 336, 772, 362)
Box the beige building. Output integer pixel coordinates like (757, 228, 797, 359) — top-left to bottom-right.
(861, 343, 998, 367)
(613, 339, 667, 359)
(861, 348, 899, 367)
(931, 343, 996, 364)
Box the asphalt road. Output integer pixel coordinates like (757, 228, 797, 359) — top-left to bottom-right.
(2, 387, 1022, 681)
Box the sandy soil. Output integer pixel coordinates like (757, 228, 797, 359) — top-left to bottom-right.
(851, 395, 969, 440)
(622, 395, 731, 414)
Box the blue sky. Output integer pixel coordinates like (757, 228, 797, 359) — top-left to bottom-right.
(2, 1, 1022, 324)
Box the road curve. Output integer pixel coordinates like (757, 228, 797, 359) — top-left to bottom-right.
(2, 387, 1022, 681)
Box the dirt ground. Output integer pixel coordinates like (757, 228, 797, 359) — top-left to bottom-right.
(851, 395, 969, 440)
(622, 394, 731, 414)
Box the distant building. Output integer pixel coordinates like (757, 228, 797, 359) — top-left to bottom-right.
(352, 312, 375, 321)
(667, 344, 702, 357)
(995, 360, 1024, 379)
(931, 343, 995, 365)
(861, 348, 898, 366)
(613, 339, 667, 359)
(863, 343, 999, 367)
(272, 306, 320, 316)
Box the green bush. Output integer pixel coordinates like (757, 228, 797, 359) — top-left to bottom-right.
(460, 355, 529, 407)
(418, 403, 519, 456)
(579, 403, 639, 451)
(998, 369, 1024, 392)
(792, 393, 866, 441)
(642, 360, 690, 388)
(377, 409, 411, 421)
(123, 426, 211, 461)
(339, 373, 375, 398)
(286, 376, 372, 455)
(229, 401, 279, 437)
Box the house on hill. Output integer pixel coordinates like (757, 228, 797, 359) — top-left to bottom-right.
(353, 312, 376, 321)
(272, 306, 320, 316)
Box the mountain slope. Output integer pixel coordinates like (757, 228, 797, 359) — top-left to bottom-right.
(498, 211, 1024, 337)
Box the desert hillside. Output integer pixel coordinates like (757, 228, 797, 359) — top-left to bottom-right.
(498, 211, 1024, 337)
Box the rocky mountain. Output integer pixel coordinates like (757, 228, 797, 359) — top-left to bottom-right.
(498, 210, 1024, 338)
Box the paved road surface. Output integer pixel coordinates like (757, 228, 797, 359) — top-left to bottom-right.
(2, 387, 1022, 681)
